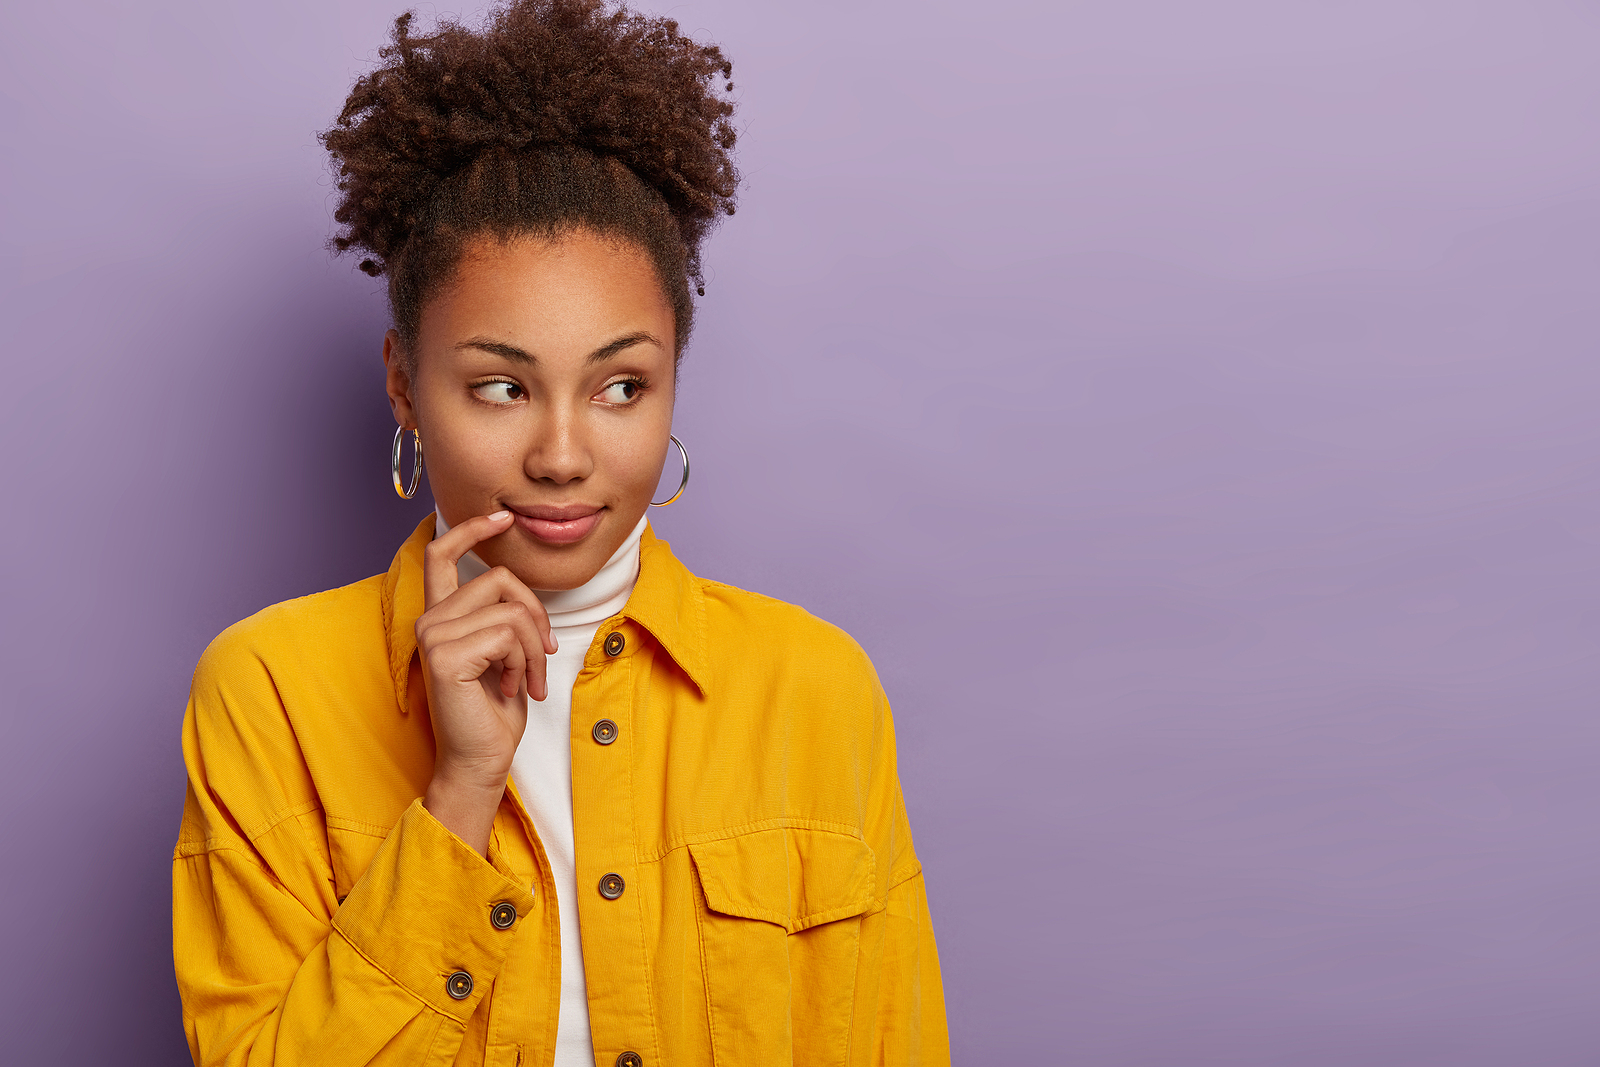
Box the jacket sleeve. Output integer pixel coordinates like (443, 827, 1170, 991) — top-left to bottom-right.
(852, 668, 951, 1066)
(172, 638, 535, 1067)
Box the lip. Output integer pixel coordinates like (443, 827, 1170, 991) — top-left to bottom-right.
(507, 503, 604, 545)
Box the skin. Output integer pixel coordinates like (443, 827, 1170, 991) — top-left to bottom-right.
(383, 229, 678, 855)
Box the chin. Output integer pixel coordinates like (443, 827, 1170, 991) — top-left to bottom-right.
(500, 542, 607, 592)
(523, 562, 593, 592)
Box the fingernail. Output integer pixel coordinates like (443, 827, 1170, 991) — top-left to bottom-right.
(488, 510, 511, 521)
(550, 635, 560, 651)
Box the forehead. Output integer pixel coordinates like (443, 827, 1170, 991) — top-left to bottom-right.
(424, 230, 675, 355)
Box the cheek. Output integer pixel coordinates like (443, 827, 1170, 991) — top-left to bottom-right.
(601, 438, 666, 494)
(595, 421, 672, 496)
(422, 415, 523, 495)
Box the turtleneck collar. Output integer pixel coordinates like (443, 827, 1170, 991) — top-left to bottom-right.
(434, 509, 648, 630)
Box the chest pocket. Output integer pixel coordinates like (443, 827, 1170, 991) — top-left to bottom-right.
(689, 827, 880, 1067)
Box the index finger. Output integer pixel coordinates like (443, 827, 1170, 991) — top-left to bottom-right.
(423, 510, 515, 607)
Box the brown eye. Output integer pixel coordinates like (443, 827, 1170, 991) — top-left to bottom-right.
(474, 381, 524, 403)
(599, 380, 642, 404)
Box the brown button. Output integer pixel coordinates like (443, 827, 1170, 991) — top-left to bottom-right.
(598, 872, 626, 900)
(592, 718, 619, 745)
(604, 631, 625, 656)
(445, 970, 474, 1000)
(490, 902, 517, 930)
(616, 1053, 643, 1067)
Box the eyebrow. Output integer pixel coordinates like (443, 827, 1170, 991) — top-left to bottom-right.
(456, 331, 663, 366)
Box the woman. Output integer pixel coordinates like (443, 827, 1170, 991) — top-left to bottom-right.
(172, 2, 947, 1064)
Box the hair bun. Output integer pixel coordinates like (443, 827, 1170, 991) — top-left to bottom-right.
(321, 0, 739, 277)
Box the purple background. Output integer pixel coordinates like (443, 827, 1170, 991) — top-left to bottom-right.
(3, 0, 1599, 1062)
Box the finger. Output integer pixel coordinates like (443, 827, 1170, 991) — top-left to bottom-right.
(423, 511, 515, 608)
(419, 602, 546, 697)
(425, 566, 557, 655)
(497, 630, 528, 701)
(528, 626, 548, 702)
(433, 624, 526, 698)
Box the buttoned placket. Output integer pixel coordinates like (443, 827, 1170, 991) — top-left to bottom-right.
(570, 619, 659, 1067)
(481, 770, 564, 1062)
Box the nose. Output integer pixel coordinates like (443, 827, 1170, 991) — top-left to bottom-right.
(523, 399, 593, 486)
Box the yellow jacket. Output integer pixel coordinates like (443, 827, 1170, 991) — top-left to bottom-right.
(173, 517, 948, 1066)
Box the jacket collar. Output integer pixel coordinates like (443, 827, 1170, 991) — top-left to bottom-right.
(382, 514, 709, 715)
(623, 524, 710, 695)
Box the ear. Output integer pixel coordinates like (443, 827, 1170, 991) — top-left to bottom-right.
(383, 330, 419, 430)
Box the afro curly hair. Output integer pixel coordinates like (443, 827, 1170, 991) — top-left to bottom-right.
(320, 0, 739, 365)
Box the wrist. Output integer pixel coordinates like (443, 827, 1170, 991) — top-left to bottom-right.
(430, 754, 511, 797)
(423, 772, 505, 857)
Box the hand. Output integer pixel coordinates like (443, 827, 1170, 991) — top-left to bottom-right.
(416, 510, 556, 853)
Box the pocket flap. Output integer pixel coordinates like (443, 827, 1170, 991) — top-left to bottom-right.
(688, 827, 879, 933)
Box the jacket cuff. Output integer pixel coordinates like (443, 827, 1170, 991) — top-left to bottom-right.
(331, 798, 537, 1021)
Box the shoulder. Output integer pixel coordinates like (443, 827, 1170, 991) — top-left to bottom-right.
(698, 578, 875, 667)
(691, 576, 887, 722)
(193, 575, 387, 693)
(184, 575, 394, 820)
(189, 576, 392, 745)
(637, 528, 876, 687)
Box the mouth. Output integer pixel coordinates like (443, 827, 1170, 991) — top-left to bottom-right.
(505, 503, 605, 545)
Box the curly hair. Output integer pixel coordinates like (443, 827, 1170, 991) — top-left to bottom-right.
(320, 0, 739, 366)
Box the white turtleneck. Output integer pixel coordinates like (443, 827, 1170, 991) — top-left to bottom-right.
(436, 509, 647, 1067)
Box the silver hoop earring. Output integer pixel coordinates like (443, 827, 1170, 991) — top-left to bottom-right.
(392, 426, 423, 500)
(650, 434, 690, 507)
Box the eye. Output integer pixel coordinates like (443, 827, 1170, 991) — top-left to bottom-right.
(597, 378, 645, 405)
(472, 380, 524, 404)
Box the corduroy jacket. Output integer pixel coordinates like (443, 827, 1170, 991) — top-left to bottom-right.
(173, 516, 948, 1066)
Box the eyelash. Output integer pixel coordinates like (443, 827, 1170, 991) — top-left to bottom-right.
(470, 378, 525, 405)
(468, 376, 651, 406)
(600, 376, 651, 405)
